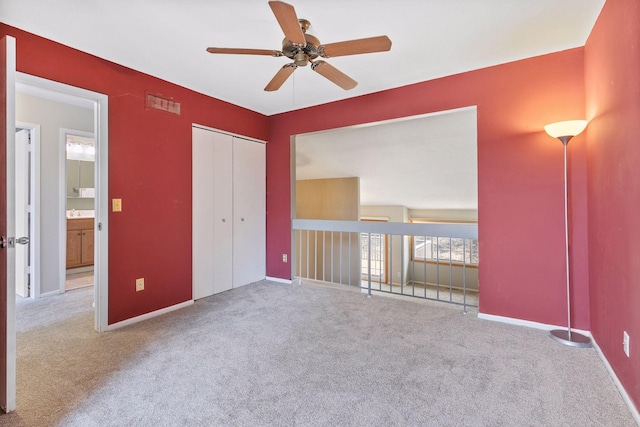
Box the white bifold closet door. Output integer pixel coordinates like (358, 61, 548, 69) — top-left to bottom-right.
(232, 136, 266, 288)
(192, 126, 265, 301)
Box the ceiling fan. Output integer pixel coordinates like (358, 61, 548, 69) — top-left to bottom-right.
(206, 0, 392, 92)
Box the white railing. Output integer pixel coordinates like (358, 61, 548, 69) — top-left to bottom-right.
(292, 219, 479, 311)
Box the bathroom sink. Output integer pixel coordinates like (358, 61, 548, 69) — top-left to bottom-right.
(66, 210, 95, 218)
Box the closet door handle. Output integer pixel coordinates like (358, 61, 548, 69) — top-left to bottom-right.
(241, 218, 245, 222)
(222, 218, 226, 222)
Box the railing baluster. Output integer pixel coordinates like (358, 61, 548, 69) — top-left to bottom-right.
(436, 237, 440, 301)
(412, 235, 415, 296)
(378, 233, 383, 291)
(463, 238, 467, 314)
(348, 232, 352, 287)
(367, 233, 372, 298)
(389, 234, 393, 291)
(322, 231, 326, 283)
(298, 230, 301, 283)
(449, 238, 453, 302)
(400, 235, 404, 295)
(423, 235, 427, 298)
(331, 232, 334, 284)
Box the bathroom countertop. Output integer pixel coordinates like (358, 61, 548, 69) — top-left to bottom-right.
(66, 210, 95, 219)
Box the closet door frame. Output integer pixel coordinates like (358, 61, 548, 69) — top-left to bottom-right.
(191, 124, 266, 300)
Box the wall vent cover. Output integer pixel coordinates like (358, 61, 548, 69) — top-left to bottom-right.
(146, 92, 181, 115)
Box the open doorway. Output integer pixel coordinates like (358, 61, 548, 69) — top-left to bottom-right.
(15, 73, 109, 332)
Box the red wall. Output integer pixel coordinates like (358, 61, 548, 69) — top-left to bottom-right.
(0, 24, 269, 324)
(585, 0, 640, 409)
(267, 49, 591, 329)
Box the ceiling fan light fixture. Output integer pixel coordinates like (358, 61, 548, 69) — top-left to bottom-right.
(294, 52, 309, 66)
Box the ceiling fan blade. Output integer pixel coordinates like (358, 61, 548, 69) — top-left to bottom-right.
(268, 1, 306, 45)
(264, 64, 297, 91)
(320, 36, 392, 58)
(207, 47, 283, 57)
(311, 61, 357, 90)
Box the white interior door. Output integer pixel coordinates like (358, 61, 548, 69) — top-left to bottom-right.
(232, 138, 266, 288)
(192, 127, 215, 300)
(1, 34, 17, 414)
(14, 129, 29, 297)
(192, 127, 233, 300)
(211, 132, 233, 295)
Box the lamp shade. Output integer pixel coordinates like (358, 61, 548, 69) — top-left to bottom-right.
(544, 120, 588, 139)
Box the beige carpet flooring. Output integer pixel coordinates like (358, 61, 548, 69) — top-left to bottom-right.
(3, 281, 636, 426)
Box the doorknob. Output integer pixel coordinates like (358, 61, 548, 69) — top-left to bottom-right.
(16, 236, 29, 245)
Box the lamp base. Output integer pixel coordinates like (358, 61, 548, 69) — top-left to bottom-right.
(549, 329, 592, 348)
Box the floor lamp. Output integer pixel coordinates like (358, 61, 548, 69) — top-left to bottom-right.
(544, 120, 592, 348)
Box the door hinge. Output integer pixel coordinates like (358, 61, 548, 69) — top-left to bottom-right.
(98, 222, 102, 231)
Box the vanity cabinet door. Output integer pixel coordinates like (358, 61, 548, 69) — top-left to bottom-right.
(66, 218, 94, 268)
(66, 229, 82, 268)
(81, 228, 94, 266)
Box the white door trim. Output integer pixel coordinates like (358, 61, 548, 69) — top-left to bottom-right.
(191, 123, 267, 144)
(16, 72, 109, 332)
(3, 34, 17, 414)
(15, 122, 41, 298)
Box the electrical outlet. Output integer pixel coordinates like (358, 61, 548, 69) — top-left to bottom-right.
(623, 331, 630, 357)
(112, 198, 122, 212)
(136, 278, 144, 292)
(282, 254, 288, 263)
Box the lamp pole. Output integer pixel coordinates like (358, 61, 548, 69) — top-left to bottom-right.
(561, 136, 572, 340)
(544, 120, 591, 348)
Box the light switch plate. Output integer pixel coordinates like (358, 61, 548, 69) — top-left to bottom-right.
(623, 331, 630, 357)
(136, 278, 144, 292)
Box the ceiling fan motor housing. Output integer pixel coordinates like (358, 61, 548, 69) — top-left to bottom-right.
(282, 31, 321, 66)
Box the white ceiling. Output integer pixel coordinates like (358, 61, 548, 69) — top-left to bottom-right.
(1, 0, 605, 116)
(295, 107, 477, 210)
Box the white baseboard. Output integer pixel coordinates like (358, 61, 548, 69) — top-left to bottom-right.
(105, 300, 193, 331)
(591, 337, 640, 425)
(39, 289, 63, 298)
(66, 266, 94, 274)
(266, 276, 292, 284)
(477, 312, 591, 337)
